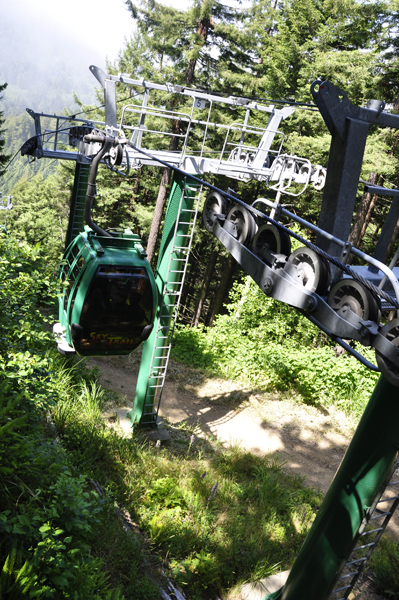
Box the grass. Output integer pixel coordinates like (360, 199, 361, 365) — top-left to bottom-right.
(170, 278, 381, 419)
(52, 379, 323, 599)
(368, 536, 399, 598)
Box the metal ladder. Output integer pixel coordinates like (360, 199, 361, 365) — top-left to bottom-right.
(140, 180, 203, 425)
(65, 161, 90, 246)
(328, 455, 399, 599)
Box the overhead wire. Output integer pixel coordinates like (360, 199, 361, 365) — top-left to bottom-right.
(0, 90, 145, 179)
(124, 137, 399, 311)
(0, 148, 23, 177)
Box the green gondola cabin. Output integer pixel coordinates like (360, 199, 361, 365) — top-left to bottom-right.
(55, 226, 157, 356)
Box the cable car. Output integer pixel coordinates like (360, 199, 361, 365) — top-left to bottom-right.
(54, 226, 157, 356)
(53, 133, 157, 356)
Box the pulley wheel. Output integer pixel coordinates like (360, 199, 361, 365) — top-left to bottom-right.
(328, 278, 381, 322)
(109, 144, 124, 166)
(287, 246, 330, 295)
(313, 169, 326, 191)
(252, 223, 291, 264)
(226, 204, 257, 247)
(376, 318, 399, 386)
(203, 192, 227, 233)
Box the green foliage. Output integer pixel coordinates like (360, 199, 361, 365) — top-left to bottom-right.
(54, 393, 323, 599)
(170, 549, 219, 595)
(7, 170, 70, 263)
(0, 236, 132, 599)
(172, 278, 379, 416)
(368, 537, 399, 597)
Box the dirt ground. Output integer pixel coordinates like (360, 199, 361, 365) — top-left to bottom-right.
(88, 353, 398, 600)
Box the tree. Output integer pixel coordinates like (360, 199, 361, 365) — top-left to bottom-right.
(0, 82, 10, 171)
(7, 171, 70, 263)
(124, 0, 265, 263)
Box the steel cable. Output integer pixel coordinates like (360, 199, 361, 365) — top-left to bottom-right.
(125, 138, 399, 309)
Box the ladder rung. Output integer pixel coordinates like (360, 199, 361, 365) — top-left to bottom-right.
(360, 527, 383, 536)
(345, 557, 367, 566)
(331, 585, 351, 594)
(378, 495, 399, 503)
(370, 511, 391, 520)
(387, 480, 399, 486)
(338, 571, 359, 581)
(352, 542, 375, 552)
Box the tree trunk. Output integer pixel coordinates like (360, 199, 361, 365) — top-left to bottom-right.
(386, 219, 399, 261)
(192, 245, 219, 326)
(146, 166, 173, 264)
(358, 192, 378, 246)
(179, 255, 199, 323)
(208, 254, 236, 326)
(349, 172, 378, 248)
(145, 12, 213, 265)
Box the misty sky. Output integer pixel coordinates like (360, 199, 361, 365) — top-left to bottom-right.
(0, 0, 191, 115)
(6, 0, 191, 67)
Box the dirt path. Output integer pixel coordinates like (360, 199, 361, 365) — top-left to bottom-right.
(88, 353, 397, 599)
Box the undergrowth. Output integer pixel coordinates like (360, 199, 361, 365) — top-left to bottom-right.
(52, 394, 323, 599)
(0, 236, 394, 599)
(0, 236, 157, 599)
(368, 536, 399, 597)
(171, 277, 380, 417)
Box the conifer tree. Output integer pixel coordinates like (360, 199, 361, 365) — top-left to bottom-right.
(124, 0, 263, 263)
(0, 83, 10, 171)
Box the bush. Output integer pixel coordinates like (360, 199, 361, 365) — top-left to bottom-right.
(172, 278, 379, 416)
(0, 236, 128, 599)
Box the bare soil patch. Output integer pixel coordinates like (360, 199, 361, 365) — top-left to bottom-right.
(87, 353, 396, 599)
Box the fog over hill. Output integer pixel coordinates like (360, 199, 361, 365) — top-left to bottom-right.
(0, 6, 108, 116)
(0, 0, 136, 194)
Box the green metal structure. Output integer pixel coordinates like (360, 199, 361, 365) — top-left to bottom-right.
(65, 160, 90, 248)
(263, 374, 399, 599)
(130, 172, 201, 427)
